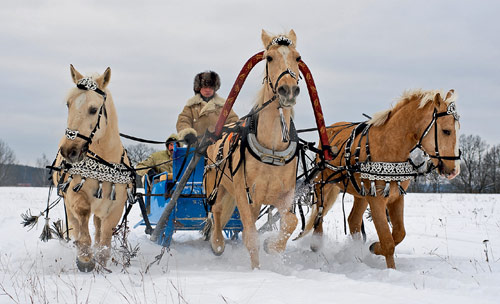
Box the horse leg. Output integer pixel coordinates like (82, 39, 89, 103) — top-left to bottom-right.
(386, 195, 406, 247)
(348, 196, 369, 241)
(233, 191, 260, 269)
(367, 197, 396, 269)
(210, 189, 233, 256)
(95, 204, 123, 267)
(94, 215, 101, 245)
(65, 204, 80, 240)
(71, 197, 94, 272)
(311, 184, 340, 252)
(263, 207, 297, 254)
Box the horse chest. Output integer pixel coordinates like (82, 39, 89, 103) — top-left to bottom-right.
(245, 159, 296, 204)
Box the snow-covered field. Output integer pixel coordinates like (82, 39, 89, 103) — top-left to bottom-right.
(0, 187, 499, 304)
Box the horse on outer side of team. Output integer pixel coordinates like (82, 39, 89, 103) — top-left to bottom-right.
(301, 89, 460, 269)
(204, 30, 302, 269)
(53, 65, 132, 272)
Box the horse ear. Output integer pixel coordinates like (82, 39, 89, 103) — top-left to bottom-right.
(445, 89, 454, 101)
(96, 67, 111, 89)
(261, 29, 272, 49)
(288, 29, 297, 46)
(434, 92, 443, 107)
(70, 64, 84, 84)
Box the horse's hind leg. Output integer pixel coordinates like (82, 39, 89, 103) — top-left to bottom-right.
(348, 196, 369, 241)
(210, 189, 234, 256)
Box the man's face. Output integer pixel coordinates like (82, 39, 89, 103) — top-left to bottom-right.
(167, 142, 175, 152)
(200, 87, 214, 98)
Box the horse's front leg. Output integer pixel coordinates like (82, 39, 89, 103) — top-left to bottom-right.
(311, 184, 340, 252)
(263, 206, 297, 254)
(386, 195, 406, 247)
(234, 190, 260, 269)
(368, 196, 396, 269)
(95, 201, 124, 267)
(69, 195, 94, 272)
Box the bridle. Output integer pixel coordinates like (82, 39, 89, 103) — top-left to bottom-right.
(264, 36, 300, 108)
(64, 77, 108, 151)
(413, 101, 461, 165)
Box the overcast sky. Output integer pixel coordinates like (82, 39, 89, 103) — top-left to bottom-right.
(1, 0, 498, 165)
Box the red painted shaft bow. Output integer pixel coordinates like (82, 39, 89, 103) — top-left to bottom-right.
(214, 51, 333, 161)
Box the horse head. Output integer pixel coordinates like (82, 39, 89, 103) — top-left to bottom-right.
(419, 90, 460, 180)
(261, 30, 301, 107)
(60, 65, 111, 163)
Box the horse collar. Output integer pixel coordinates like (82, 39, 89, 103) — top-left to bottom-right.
(245, 115, 298, 166)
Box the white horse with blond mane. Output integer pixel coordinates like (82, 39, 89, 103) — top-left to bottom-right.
(53, 65, 133, 272)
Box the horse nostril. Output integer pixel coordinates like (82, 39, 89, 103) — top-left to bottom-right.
(69, 149, 78, 159)
(292, 86, 300, 97)
(277, 85, 290, 97)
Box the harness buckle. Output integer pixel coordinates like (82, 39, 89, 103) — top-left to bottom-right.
(65, 128, 79, 140)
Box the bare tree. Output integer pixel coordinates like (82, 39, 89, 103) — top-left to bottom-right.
(451, 134, 489, 193)
(483, 144, 500, 193)
(35, 153, 52, 186)
(125, 144, 157, 167)
(0, 139, 16, 186)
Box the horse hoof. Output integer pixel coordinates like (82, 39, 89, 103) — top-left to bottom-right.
(263, 238, 272, 254)
(210, 239, 225, 256)
(369, 242, 376, 254)
(76, 257, 95, 272)
(310, 234, 324, 252)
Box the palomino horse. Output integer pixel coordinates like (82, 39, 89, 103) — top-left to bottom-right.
(53, 65, 133, 272)
(204, 30, 302, 268)
(302, 89, 460, 269)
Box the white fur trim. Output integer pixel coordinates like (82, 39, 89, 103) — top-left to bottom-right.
(178, 128, 197, 140)
(185, 93, 225, 107)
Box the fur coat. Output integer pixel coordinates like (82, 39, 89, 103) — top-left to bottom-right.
(135, 149, 173, 177)
(176, 93, 239, 141)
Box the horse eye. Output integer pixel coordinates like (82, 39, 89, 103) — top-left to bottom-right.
(442, 129, 451, 136)
(66, 102, 69, 108)
(89, 107, 98, 115)
(266, 56, 273, 62)
(296, 56, 301, 62)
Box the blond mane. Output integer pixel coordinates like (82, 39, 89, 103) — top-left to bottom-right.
(368, 89, 457, 127)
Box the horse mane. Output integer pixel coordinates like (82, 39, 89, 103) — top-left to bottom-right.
(368, 89, 457, 127)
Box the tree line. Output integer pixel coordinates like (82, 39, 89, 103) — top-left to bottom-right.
(1, 135, 499, 193)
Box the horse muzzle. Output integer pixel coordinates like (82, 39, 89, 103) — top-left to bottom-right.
(437, 161, 460, 180)
(278, 84, 299, 107)
(60, 144, 87, 163)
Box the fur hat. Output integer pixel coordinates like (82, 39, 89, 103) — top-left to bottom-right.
(165, 133, 179, 148)
(193, 71, 220, 93)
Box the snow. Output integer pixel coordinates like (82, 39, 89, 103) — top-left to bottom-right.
(1, 187, 499, 303)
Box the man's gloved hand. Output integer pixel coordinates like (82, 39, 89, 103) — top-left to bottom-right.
(184, 133, 197, 145)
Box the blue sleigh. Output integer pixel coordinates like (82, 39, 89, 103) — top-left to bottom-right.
(135, 146, 242, 247)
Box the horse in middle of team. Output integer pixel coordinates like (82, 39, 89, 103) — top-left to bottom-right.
(204, 29, 302, 269)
